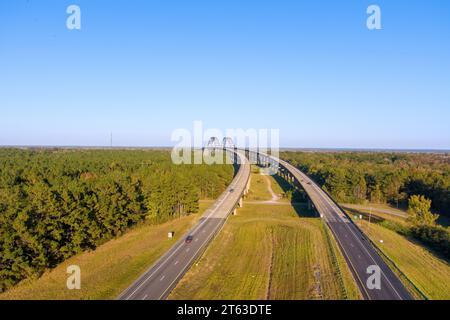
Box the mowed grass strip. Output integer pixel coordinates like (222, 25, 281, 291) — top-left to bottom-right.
(170, 171, 361, 300)
(341, 203, 407, 225)
(323, 225, 362, 300)
(246, 170, 273, 201)
(170, 204, 359, 300)
(357, 220, 450, 300)
(269, 181, 289, 203)
(244, 171, 289, 203)
(269, 224, 328, 299)
(0, 204, 209, 300)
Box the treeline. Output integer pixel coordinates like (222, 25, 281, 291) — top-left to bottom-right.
(281, 151, 450, 217)
(281, 151, 450, 258)
(410, 224, 450, 258)
(0, 149, 234, 292)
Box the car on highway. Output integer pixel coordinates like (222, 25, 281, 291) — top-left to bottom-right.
(185, 235, 194, 244)
(229, 188, 234, 192)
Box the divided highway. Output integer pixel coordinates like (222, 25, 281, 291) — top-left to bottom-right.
(275, 156, 413, 300)
(119, 147, 412, 300)
(118, 150, 250, 300)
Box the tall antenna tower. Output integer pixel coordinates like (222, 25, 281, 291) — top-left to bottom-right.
(110, 132, 113, 148)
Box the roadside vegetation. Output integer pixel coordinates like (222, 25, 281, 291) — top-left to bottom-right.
(282, 151, 450, 258)
(245, 166, 289, 202)
(0, 149, 234, 292)
(281, 152, 450, 218)
(0, 203, 209, 300)
(280, 151, 450, 299)
(346, 207, 450, 299)
(170, 170, 361, 300)
(245, 168, 274, 201)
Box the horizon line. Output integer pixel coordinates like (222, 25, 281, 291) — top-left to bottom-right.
(0, 144, 449, 153)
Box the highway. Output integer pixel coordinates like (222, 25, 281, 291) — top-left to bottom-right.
(118, 150, 250, 300)
(118, 146, 411, 300)
(275, 157, 413, 300)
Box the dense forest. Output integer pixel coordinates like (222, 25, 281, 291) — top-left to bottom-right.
(281, 151, 450, 217)
(281, 151, 450, 258)
(0, 148, 234, 292)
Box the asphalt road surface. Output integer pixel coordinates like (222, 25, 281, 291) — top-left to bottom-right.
(276, 157, 412, 300)
(119, 148, 411, 300)
(118, 150, 250, 300)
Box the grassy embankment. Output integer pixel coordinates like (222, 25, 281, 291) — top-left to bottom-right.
(170, 168, 361, 300)
(341, 204, 450, 300)
(0, 203, 210, 300)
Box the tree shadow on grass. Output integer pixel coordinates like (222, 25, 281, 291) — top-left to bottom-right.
(340, 206, 384, 223)
(268, 169, 317, 218)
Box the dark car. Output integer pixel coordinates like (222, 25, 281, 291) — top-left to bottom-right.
(185, 235, 194, 243)
(229, 188, 234, 193)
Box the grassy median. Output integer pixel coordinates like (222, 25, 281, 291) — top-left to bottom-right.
(169, 171, 361, 300)
(245, 167, 276, 201)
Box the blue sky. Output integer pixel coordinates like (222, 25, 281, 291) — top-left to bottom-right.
(1, 0, 449, 148)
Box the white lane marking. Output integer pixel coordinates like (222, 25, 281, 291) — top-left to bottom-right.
(195, 238, 199, 242)
(188, 180, 236, 235)
(174, 260, 179, 266)
(306, 173, 404, 299)
(276, 157, 404, 299)
(158, 215, 227, 300)
(343, 218, 404, 299)
(142, 294, 148, 300)
(123, 236, 189, 299)
(121, 152, 250, 300)
(160, 275, 165, 281)
(186, 152, 249, 236)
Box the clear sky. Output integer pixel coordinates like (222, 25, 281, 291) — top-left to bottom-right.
(1, 0, 449, 149)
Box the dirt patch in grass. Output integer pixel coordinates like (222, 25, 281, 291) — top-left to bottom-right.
(170, 173, 361, 300)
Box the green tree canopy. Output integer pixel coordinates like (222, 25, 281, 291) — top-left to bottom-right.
(408, 195, 439, 226)
(0, 149, 234, 292)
